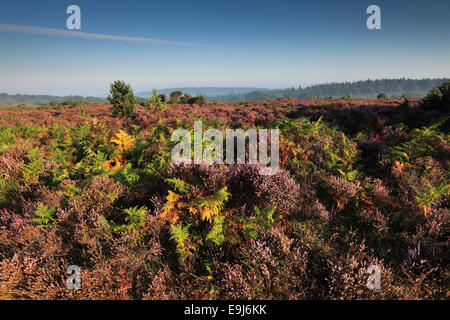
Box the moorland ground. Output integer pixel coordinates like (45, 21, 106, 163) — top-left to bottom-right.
(0, 95, 448, 299)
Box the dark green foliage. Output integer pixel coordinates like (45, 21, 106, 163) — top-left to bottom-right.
(0, 93, 106, 106)
(193, 95, 206, 105)
(49, 101, 61, 107)
(169, 90, 183, 104)
(158, 94, 167, 103)
(180, 93, 193, 104)
(145, 89, 167, 112)
(421, 80, 450, 112)
(107, 80, 137, 116)
(208, 78, 449, 101)
(344, 93, 354, 102)
(176, 93, 207, 105)
(61, 100, 87, 109)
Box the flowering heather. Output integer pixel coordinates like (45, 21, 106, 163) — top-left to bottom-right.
(0, 94, 448, 300)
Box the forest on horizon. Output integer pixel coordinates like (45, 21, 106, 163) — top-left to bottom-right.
(0, 78, 448, 106)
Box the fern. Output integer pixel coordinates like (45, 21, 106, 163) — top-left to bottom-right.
(165, 178, 191, 193)
(123, 206, 148, 231)
(146, 89, 167, 112)
(242, 220, 259, 240)
(412, 183, 450, 215)
(0, 175, 18, 206)
(194, 187, 229, 222)
(161, 190, 184, 223)
(254, 205, 277, 230)
(62, 183, 82, 197)
(115, 163, 140, 185)
(206, 215, 225, 245)
(382, 121, 449, 166)
(170, 223, 193, 260)
(0, 127, 14, 153)
(338, 168, 359, 182)
(33, 203, 56, 226)
(21, 147, 45, 184)
(170, 223, 190, 244)
(111, 130, 134, 154)
(232, 205, 278, 241)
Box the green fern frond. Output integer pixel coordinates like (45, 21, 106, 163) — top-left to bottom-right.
(21, 147, 45, 183)
(33, 203, 56, 226)
(123, 206, 148, 230)
(195, 187, 229, 221)
(166, 177, 191, 193)
(170, 223, 191, 244)
(206, 215, 225, 245)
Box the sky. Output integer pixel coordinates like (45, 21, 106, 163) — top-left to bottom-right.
(0, 0, 449, 96)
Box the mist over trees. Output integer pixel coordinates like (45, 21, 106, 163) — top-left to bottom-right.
(207, 78, 450, 101)
(1, 78, 448, 106)
(0, 93, 106, 106)
(137, 87, 267, 98)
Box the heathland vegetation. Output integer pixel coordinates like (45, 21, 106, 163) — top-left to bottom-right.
(0, 80, 448, 299)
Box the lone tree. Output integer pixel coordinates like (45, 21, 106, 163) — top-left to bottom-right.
(377, 93, 388, 99)
(169, 91, 183, 104)
(146, 89, 167, 112)
(194, 95, 206, 105)
(107, 80, 137, 116)
(180, 93, 193, 104)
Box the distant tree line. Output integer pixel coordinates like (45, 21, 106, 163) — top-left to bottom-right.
(0, 85, 207, 109)
(2, 78, 448, 107)
(137, 87, 266, 97)
(207, 78, 449, 101)
(0, 93, 106, 106)
(168, 90, 206, 105)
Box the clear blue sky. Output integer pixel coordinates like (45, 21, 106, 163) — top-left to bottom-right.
(0, 0, 449, 96)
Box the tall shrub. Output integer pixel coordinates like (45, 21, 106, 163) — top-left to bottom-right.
(146, 89, 167, 112)
(169, 91, 183, 104)
(107, 80, 137, 116)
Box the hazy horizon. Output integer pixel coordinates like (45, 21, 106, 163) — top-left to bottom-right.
(1, 79, 444, 98)
(1, 78, 447, 101)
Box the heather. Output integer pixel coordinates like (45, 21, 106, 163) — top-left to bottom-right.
(0, 87, 448, 299)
